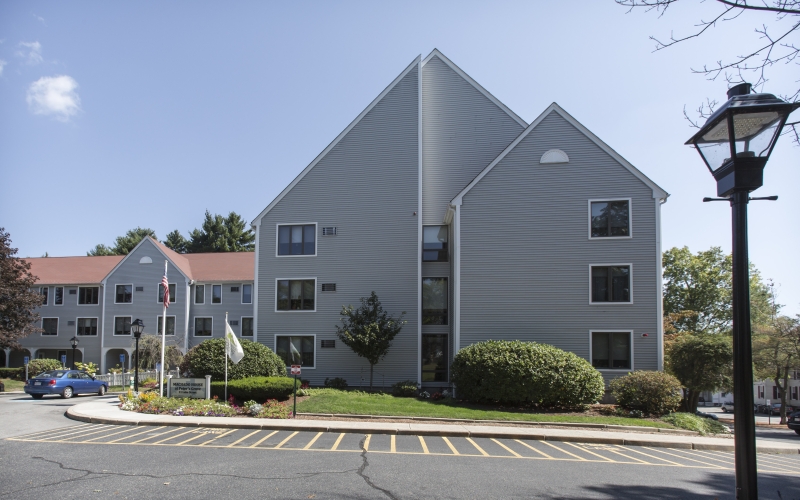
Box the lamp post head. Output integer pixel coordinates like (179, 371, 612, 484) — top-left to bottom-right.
(685, 83, 799, 197)
(70, 336, 79, 348)
(131, 319, 144, 339)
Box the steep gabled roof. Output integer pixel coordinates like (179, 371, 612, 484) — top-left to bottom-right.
(251, 55, 421, 226)
(421, 49, 527, 128)
(450, 103, 669, 206)
(26, 255, 124, 285)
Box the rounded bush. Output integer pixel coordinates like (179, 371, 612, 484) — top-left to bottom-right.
(609, 370, 682, 416)
(180, 338, 287, 381)
(210, 376, 297, 402)
(450, 340, 604, 408)
(392, 380, 418, 397)
(26, 358, 63, 377)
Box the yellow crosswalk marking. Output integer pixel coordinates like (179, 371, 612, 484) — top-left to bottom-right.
(227, 430, 261, 447)
(249, 430, 279, 448)
(418, 436, 429, 454)
(330, 433, 345, 451)
(442, 437, 460, 455)
(274, 431, 299, 449)
(303, 432, 324, 450)
(491, 438, 522, 457)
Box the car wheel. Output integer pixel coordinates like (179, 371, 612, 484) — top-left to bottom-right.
(98, 385, 106, 396)
(31, 394, 43, 400)
(61, 387, 73, 399)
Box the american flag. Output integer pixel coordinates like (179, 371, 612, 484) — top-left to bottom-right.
(161, 271, 170, 309)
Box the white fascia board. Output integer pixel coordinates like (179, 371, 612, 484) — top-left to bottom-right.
(421, 49, 527, 128)
(106, 237, 191, 283)
(251, 55, 422, 226)
(102, 237, 153, 282)
(451, 103, 669, 205)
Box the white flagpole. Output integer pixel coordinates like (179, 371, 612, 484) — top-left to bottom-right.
(224, 311, 229, 402)
(160, 260, 167, 397)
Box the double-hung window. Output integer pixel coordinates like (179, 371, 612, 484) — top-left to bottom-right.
(212, 285, 222, 304)
(422, 226, 448, 262)
(194, 317, 212, 337)
(591, 332, 631, 369)
(114, 317, 132, 335)
(39, 287, 49, 306)
(590, 265, 631, 303)
(421, 334, 448, 382)
(241, 317, 254, 337)
(276, 279, 315, 311)
(422, 278, 448, 325)
(590, 199, 630, 238)
(54, 287, 63, 305)
(116, 284, 132, 304)
(242, 284, 252, 304)
(157, 316, 176, 336)
(276, 336, 315, 367)
(78, 287, 99, 305)
(158, 283, 176, 304)
(195, 285, 205, 304)
(42, 318, 58, 336)
(278, 224, 316, 256)
(77, 318, 98, 336)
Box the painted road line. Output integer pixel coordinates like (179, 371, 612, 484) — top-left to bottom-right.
(515, 440, 555, 459)
(600, 447, 650, 464)
(542, 441, 591, 461)
(82, 426, 144, 443)
(109, 426, 169, 444)
(418, 436, 430, 454)
(491, 439, 522, 458)
(757, 457, 800, 473)
(227, 430, 261, 448)
(249, 430, 279, 448)
(148, 428, 194, 445)
(442, 437, 460, 455)
(642, 447, 729, 469)
(618, 446, 687, 466)
(563, 443, 620, 462)
(465, 438, 490, 456)
(363, 434, 371, 452)
(303, 432, 324, 450)
(390, 435, 396, 453)
(13, 425, 90, 440)
(43, 425, 115, 441)
(274, 431, 299, 449)
(330, 433, 346, 451)
(176, 431, 212, 446)
(199, 429, 237, 446)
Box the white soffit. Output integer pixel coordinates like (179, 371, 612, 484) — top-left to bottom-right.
(540, 149, 569, 164)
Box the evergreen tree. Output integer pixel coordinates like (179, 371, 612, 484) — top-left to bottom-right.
(163, 230, 188, 254)
(186, 211, 254, 253)
(87, 227, 156, 256)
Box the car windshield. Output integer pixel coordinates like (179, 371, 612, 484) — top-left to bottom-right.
(35, 370, 67, 378)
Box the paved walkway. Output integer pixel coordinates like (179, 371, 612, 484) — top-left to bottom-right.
(65, 400, 800, 455)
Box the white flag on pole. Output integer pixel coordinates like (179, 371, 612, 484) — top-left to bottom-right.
(225, 319, 244, 364)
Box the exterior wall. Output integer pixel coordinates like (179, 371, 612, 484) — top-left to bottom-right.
(255, 65, 420, 387)
(188, 282, 254, 350)
(458, 111, 661, 381)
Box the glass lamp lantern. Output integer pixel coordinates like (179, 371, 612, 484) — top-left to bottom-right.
(685, 83, 799, 197)
(70, 336, 79, 348)
(131, 318, 144, 339)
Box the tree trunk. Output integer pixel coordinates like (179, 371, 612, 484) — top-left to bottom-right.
(369, 363, 374, 391)
(776, 367, 789, 425)
(681, 389, 702, 413)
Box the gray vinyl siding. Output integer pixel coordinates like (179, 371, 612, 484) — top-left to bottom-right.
(458, 111, 660, 380)
(189, 283, 254, 350)
(256, 66, 420, 387)
(421, 55, 524, 225)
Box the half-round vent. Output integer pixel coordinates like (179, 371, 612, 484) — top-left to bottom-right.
(139, 256, 153, 264)
(539, 149, 569, 164)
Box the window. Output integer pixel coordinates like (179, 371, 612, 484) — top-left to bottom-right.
(590, 266, 631, 303)
(157, 316, 176, 336)
(39, 287, 49, 305)
(773, 386, 779, 400)
(278, 224, 316, 256)
(422, 226, 448, 262)
(42, 318, 58, 336)
(792, 386, 798, 401)
(276, 336, 314, 367)
(590, 200, 630, 238)
(77, 318, 98, 336)
(78, 287, 99, 305)
(115, 284, 132, 304)
(242, 284, 252, 304)
(757, 386, 765, 399)
(276, 279, 315, 311)
(195, 285, 205, 304)
(422, 278, 448, 325)
(54, 287, 63, 305)
(158, 283, 176, 304)
(422, 334, 448, 382)
(211, 285, 222, 304)
(241, 317, 253, 337)
(194, 317, 212, 337)
(591, 332, 631, 369)
(114, 317, 132, 335)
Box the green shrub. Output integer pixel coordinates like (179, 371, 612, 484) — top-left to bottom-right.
(75, 361, 99, 375)
(392, 380, 418, 397)
(609, 371, 682, 416)
(180, 338, 287, 380)
(0, 367, 23, 380)
(26, 358, 63, 377)
(324, 377, 349, 389)
(210, 376, 296, 402)
(450, 340, 605, 408)
(662, 412, 728, 435)
(255, 399, 292, 419)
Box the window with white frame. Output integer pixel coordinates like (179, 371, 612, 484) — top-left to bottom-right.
(77, 318, 98, 336)
(278, 224, 316, 256)
(42, 318, 58, 336)
(276, 336, 314, 367)
(590, 266, 631, 303)
(212, 285, 222, 304)
(194, 317, 212, 337)
(157, 316, 176, 336)
(591, 331, 631, 369)
(115, 284, 132, 304)
(39, 287, 49, 305)
(195, 284, 205, 304)
(54, 287, 63, 305)
(242, 284, 252, 304)
(422, 334, 448, 382)
(114, 317, 132, 335)
(590, 200, 630, 238)
(241, 317, 253, 337)
(422, 278, 448, 325)
(78, 287, 99, 305)
(276, 279, 315, 311)
(158, 283, 176, 304)
(422, 226, 448, 262)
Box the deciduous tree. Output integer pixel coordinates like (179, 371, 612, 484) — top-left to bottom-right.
(753, 315, 800, 423)
(665, 332, 733, 410)
(0, 228, 42, 349)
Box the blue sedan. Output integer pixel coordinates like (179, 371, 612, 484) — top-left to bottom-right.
(24, 370, 108, 399)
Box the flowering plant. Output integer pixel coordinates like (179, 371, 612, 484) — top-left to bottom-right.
(418, 391, 430, 399)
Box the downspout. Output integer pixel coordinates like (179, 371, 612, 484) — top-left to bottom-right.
(417, 58, 423, 388)
(100, 281, 107, 374)
(253, 223, 260, 344)
(655, 196, 667, 371)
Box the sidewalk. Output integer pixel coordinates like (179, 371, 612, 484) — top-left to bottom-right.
(66, 401, 800, 455)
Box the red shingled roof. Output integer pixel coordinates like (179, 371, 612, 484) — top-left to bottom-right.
(183, 252, 254, 282)
(25, 255, 125, 285)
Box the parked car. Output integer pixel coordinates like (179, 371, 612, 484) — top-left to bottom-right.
(24, 370, 108, 399)
(695, 410, 719, 421)
(756, 404, 770, 414)
(787, 410, 800, 435)
(769, 403, 794, 416)
(720, 401, 734, 413)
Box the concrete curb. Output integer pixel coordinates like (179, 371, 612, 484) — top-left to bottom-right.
(64, 404, 800, 455)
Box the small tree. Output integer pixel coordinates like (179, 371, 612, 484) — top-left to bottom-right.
(335, 292, 406, 390)
(0, 228, 42, 349)
(133, 334, 184, 371)
(666, 332, 733, 411)
(753, 315, 800, 424)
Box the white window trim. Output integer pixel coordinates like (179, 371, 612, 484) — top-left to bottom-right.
(240, 316, 254, 337)
(422, 225, 449, 263)
(274, 333, 317, 369)
(211, 284, 222, 305)
(587, 198, 633, 240)
(76, 317, 99, 336)
(157, 282, 177, 305)
(588, 264, 634, 305)
(422, 276, 449, 325)
(589, 330, 634, 372)
(193, 316, 213, 337)
(274, 277, 317, 313)
(114, 283, 134, 305)
(194, 284, 206, 305)
(77, 286, 101, 306)
(54, 286, 64, 306)
(113, 316, 133, 336)
(39, 287, 49, 306)
(241, 283, 253, 305)
(275, 222, 318, 258)
(156, 315, 177, 336)
(41, 317, 59, 336)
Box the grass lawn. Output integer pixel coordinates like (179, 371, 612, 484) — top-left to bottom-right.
(1, 379, 26, 392)
(294, 389, 674, 429)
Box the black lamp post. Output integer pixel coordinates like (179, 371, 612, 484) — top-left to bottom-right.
(686, 83, 799, 500)
(69, 336, 78, 370)
(131, 319, 145, 393)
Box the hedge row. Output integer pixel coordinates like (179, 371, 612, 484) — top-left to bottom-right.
(0, 367, 23, 380)
(210, 377, 297, 402)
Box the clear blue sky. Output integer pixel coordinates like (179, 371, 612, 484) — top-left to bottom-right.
(1, 1, 798, 315)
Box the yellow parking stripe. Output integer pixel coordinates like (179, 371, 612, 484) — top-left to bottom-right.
(643, 447, 728, 469)
(15, 425, 90, 440)
(274, 431, 299, 449)
(149, 428, 193, 445)
(176, 431, 210, 446)
(363, 434, 371, 452)
(227, 430, 261, 447)
(249, 430, 279, 448)
(83, 426, 145, 442)
(330, 433, 346, 451)
(390, 435, 396, 453)
(46, 425, 115, 441)
(303, 432, 324, 450)
(466, 438, 489, 456)
(515, 439, 554, 459)
(619, 446, 687, 466)
(442, 437, 460, 455)
(543, 441, 590, 461)
(491, 438, 522, 458)
(418, 436, 429, 454)
(199, 429, 236, 446)
(563, 442, 619, 462)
